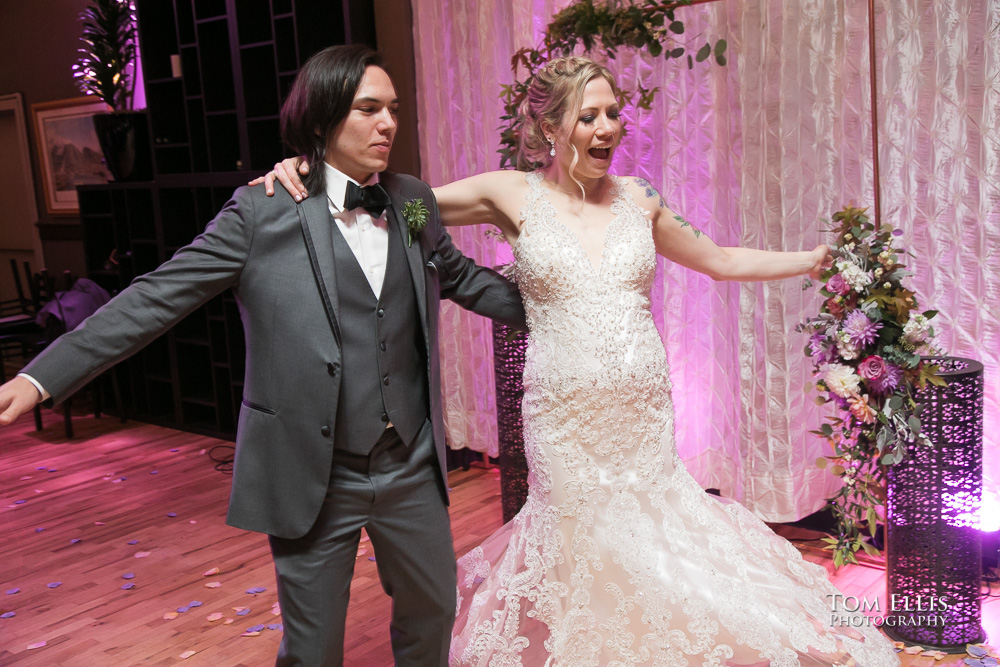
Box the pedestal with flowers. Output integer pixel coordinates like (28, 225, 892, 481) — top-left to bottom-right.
(798, 207, 984, 648)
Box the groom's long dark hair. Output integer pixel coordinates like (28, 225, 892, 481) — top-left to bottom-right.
(280, 44, 385, 195)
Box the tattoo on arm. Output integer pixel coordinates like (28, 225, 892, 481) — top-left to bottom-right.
(675, 214, 703, 239)
(633, 177, 666, 209)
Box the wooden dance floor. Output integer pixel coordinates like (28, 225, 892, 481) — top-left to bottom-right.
(1, 409, 997, 666)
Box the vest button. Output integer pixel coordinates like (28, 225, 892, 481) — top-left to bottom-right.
(377, 308, 385, 318)
(320, 425, 331, 437)
(380, 342, 386, 352)
(383, 375, 390, 386)
(327, 362, 337, 376)
(381, 413, 389, 422)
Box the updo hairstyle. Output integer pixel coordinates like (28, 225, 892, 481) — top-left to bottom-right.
(517, 56, 619, 170)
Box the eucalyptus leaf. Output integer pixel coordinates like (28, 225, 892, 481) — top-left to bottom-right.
(696, 43, 711, 62)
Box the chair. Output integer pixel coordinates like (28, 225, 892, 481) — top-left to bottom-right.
(0, 260, 45, 383)
(1, 266, 125, 438)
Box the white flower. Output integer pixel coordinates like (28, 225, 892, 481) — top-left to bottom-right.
(835, 260, 871, 292)
(836, 331, 859, 360)
(902, 313, 931, 345)
(822, 363, 862, 398)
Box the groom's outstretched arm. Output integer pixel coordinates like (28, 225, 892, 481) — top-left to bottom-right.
(0, 188, 257, 425)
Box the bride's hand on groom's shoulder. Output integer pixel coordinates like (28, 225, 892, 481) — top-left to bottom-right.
(248, 158, 310, 201)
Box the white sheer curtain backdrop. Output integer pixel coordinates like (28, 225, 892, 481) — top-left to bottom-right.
(411, 0, 1000, 522)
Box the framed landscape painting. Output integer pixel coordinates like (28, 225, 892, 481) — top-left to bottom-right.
(31, 97, 111, 215)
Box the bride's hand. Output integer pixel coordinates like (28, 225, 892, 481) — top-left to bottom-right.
(807, 244, 831, 280)
(247, 158, 310, 200)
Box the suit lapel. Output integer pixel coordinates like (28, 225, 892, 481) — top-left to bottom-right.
(296, 196, 342, 345)
(384, 179, 428, 335)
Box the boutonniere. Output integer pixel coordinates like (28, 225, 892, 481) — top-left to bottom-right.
(401, 198, 429, 247)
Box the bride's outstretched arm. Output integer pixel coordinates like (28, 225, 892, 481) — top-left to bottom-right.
(628, 178, 829, 281)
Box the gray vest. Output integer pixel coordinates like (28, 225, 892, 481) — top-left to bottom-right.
(330, 217, 429, 454)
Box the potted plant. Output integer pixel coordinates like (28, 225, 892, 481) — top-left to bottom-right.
(72, 0, 150, 181)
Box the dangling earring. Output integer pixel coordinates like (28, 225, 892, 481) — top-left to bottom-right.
(547, 137, 556, 157)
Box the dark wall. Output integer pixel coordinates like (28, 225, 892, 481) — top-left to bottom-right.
(0, 1, 420, 279)
(0, 0, 92, 278)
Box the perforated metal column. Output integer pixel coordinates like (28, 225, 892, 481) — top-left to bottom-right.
(492, 321, 529, 524)
(885, 357, 985, 649)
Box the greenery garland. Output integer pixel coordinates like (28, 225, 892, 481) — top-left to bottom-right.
(499, 0, 727, 169)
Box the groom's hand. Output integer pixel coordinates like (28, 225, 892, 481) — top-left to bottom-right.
(0, 376, 41, 426)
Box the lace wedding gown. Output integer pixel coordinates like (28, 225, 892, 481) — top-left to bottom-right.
(449, 172, 900, 667)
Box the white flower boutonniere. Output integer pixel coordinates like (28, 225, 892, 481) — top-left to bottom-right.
(401, 198, 429, 247)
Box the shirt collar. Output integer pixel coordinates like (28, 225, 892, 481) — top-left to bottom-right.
(323, 163, 380, 213)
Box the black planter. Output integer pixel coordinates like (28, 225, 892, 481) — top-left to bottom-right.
(92, 111, 152, 182)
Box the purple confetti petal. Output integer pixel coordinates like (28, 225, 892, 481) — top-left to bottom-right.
(267, 623, 282, 631)
(166, 512, 177, 517)
(6, 588, 19, 595)
(245, 587, 266, 594)
(150, 470, 158, 475)
(48, 469, 57, 473)
(247, 624, 266, 632)
(36, 467, 47, 471)
(367, 556, 376, 561)
(188, 600, 202, 608)
(1, 612, 15, 619)
(70, 538, 82, 545)
(121, 583, 135, 590)
(13, 500, 26, 505)
(119, 477, 126, 481)
(170, 448, 179, 452)
(127, 539, 138, 545)
(34, 527, 45, 533)
(122, 573, 135, 580)
(176, 605, 190, 613)
(47, 582, 62, 588)
(236, 608, 251, 616)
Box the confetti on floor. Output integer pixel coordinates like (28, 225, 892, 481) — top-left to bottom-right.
(206, 612, 223, 622)
(163, 611, 178, 620)
(179, 650, 197, 659)
(203, 567, 220, 576)
(204, 581, 222, 589)
(27, 641, 46, 650)
(134, 551, 151, 558)
(245, 587, 266, 594)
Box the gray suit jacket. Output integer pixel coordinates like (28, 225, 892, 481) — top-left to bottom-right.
(24, 173, 526, 539)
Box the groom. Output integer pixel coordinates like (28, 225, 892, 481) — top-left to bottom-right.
(0, 45, 525, 666)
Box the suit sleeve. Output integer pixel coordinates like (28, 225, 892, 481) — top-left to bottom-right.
(24, 187, 257, 404)
(425, 189, 527, 331)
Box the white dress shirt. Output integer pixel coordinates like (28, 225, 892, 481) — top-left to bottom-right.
(324, 163, 389, 298)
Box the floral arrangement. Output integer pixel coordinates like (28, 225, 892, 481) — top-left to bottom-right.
(499, 0, 727, 169)
(797, 206, 944, 567)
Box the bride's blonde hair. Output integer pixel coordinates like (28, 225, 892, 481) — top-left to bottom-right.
(517, 56, 619, 180)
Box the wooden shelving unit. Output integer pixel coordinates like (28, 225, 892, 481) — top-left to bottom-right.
(76, 0, 375, 439)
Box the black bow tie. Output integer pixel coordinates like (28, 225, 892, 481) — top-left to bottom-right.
(344, 181, 391, 217)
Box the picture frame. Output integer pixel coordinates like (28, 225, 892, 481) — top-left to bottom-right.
(31, 97, 111, 215)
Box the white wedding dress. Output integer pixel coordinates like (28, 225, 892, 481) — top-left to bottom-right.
(449, 172, 900, 667)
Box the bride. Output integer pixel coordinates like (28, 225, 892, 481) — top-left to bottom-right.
(262, 56, 899, 667)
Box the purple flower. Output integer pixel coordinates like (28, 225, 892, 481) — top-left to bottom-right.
(868, 363, 902, 394)
(842, 310, 882, 348)
(808, 334, 836, 364)
(826, 273, 851, 296)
